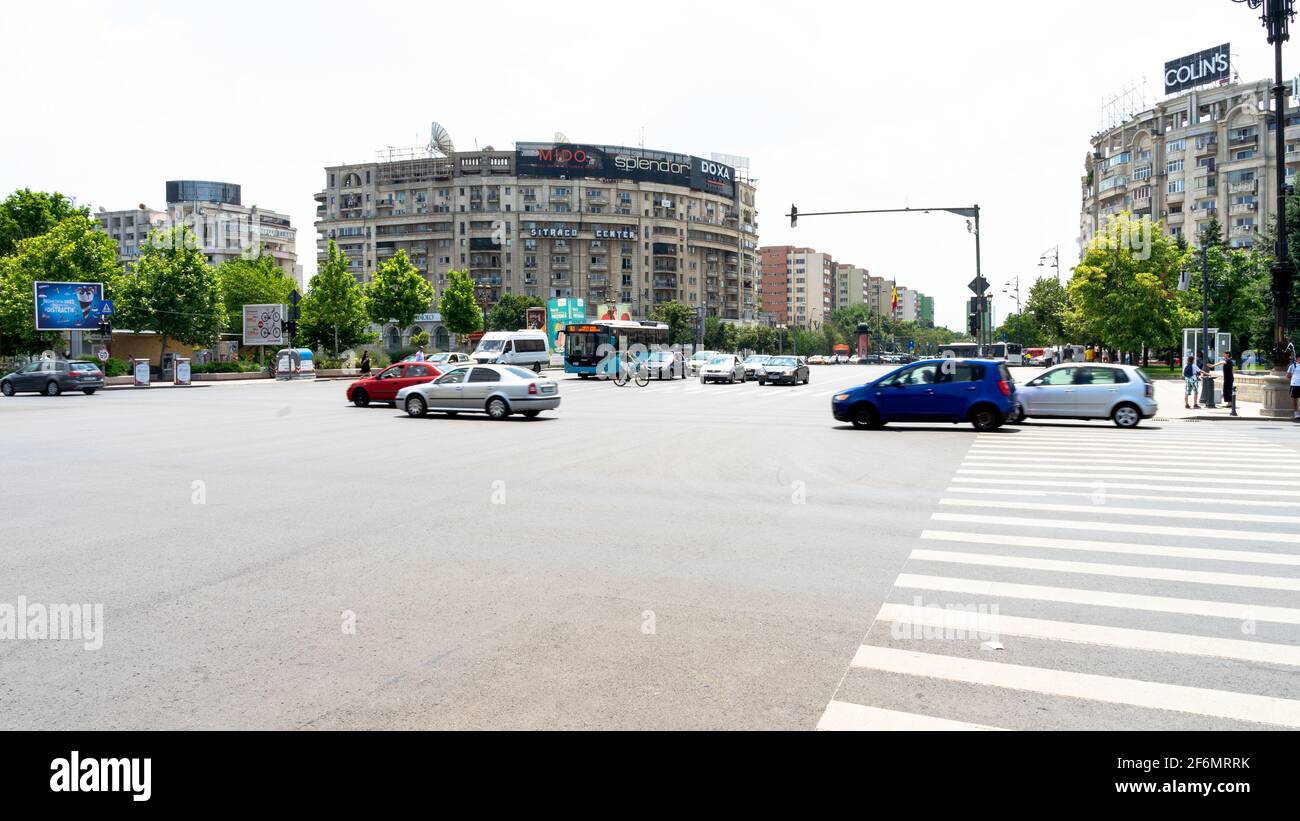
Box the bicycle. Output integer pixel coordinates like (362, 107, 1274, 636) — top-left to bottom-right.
(612, 354, 650, 387)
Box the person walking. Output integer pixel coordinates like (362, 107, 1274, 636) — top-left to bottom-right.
(1183, 354, 1202, 410)
(359, 351, 371, 376)
(413, 347, 426, 362)
(1221, 350, 1235, 414)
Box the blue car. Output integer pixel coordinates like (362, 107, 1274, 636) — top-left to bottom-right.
(831, 358, 1017, 431)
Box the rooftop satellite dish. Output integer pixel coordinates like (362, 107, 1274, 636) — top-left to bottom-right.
(428, 122, 455, 156)
(138, 203, 146, 210)
(555, 131, 570, 144)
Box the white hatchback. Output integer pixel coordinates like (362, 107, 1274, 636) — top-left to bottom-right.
(1013, 364, 1157, 427)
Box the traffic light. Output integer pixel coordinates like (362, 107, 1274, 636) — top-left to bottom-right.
(789, 204, 798, 228)
(286, 320, 297, 339)
(968, 313, 979, 335)
(96, 318, 112, 336)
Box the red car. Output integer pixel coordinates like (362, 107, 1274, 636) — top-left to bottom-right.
(347, 362, 443, 407)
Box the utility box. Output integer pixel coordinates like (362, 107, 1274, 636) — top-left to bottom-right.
(174, 357, 192, 386)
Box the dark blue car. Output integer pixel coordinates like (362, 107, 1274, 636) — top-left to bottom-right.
(832, 358, 1017, 431)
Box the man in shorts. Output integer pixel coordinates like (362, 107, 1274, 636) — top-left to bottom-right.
(1183, 354, 1201, 410)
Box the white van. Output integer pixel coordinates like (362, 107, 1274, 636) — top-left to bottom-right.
(471, 330, 551, 372)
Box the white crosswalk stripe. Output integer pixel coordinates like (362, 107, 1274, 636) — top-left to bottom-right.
(819, 423, 1300, 731)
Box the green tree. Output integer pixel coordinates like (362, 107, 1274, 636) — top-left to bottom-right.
(648, 300, 695, 346)
(112, 226, 224, 364)
(1024, 277, 1070, 344)
(0, 213, 121, 354)
(364, 249, 434, 332)
(994, 312, 1044, 347)
(1069, 212, 1192, 357)
(0, 189, 87, 258)
(486, 293, 545, 332)
(216, 252, 296, 335)
(703, 317, 736, 351)
(298, 241, 371, 354)
(439, 268, 482, 340)
(788, 327, 818, 357)
(410, 330, 430, 348)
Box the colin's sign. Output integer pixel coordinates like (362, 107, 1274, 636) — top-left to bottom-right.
(1164, 44, 1230, 95)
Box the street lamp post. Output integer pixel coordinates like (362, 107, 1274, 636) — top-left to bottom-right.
(1038, 246, 1061, 283)
(1233, 0, 1297, 417)
(1002, 276, 1022, 314)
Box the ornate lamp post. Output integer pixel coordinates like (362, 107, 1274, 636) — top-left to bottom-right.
(1233, 0, 1297, 416)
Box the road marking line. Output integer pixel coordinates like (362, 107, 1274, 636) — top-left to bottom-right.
(877, 603, 1300, 667)
(944, 486, 1300, 508)
(894, 573, 1300, 624)
(965, 452, 1292, 466)
(960, 463, 1299, 478)
(951, 476, 1291, 496)
(932, 511, 1300, 544)
(850, 645, 1300, 727)
(939, 497, 1300, 525)
(956, 469, 1284, 486)
(921, 529, 1300, 567)
(816, 700, 1004, 731)
(908, 548, 1300, 592)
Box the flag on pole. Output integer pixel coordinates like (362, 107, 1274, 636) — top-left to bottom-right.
(890, 286, 898, 313)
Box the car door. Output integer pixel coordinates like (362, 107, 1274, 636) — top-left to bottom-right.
(930, 362, 983, 418)
(1073, 366, 1124, 418)
(1021, 366, 1078, 416)
(462, 366, 502, 409)
(12, 362, 42, 390)
(424, 367, 469, 408)
(874, 364, 940, 421)
(369, 365, 407, 401)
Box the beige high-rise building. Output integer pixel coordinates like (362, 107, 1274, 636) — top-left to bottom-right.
(1081, 77, 1298, 253)
(315, 139, 759, 346)
(832, 263, 870, 310)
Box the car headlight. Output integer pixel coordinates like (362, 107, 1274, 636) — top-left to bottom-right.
(834, 393, 851, 402)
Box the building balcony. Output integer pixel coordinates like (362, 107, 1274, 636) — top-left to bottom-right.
(1166, 211, 1185, 223)
(1231, 224, 1257, 237)
(551, 260, 570, 270)
(653, 277, 678, 289)
(1230, 202, 1259, 215)
(1229, 133, 1259, 146)
(1229, 180, 1258, 194)
(1196, 140, 1219, 156)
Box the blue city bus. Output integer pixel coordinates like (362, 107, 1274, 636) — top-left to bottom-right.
(564, 320, 670, 377)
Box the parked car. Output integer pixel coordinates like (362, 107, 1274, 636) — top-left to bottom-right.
(470, 330, 550, 372)
(404, 352, 471, 367)
(860, 354, 883, 365)
(808, 355, 829, 366)
(1012, 364, 1156, 428)
(687, 350, 719, 376)
(1, 359, 104, 396)
(832, 358, 1017, 431)
(741, 355, 772, 381)
(398, 364, 560, 420)
(646, 350, 686, 379)
(758, 356, 809, 385)
(347, 362, 444, 407)
(699, 354, 746, 384)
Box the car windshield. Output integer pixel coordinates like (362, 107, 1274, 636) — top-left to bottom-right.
(505, 367, 536, 379)
(477, 340, 504, 352)
(708, 356, 731, 365)
(768, 357, 797, 367)
(691, 351, 715, 361)
(744, 356, 769, 364)
(649, 351, 674, 361)
(70, 363, 98, 371)
(428, 354, 451, 363)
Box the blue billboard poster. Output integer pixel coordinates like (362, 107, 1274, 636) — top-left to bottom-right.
(33, 281, 106, 331)
(546, 297, 586, 354)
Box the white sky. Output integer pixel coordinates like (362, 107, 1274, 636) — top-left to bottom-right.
(0, 0, 1289, 329)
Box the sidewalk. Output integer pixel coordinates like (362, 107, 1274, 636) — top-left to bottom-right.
(1151, 377, 1265, 421)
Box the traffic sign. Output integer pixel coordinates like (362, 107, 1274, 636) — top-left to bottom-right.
(96, 349, 109, 362)
(100, 299, 114, 316)
(968, 277, 990, 296)
(288, 289, 301, 305)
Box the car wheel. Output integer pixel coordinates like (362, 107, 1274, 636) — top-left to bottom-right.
(1008, 405, 1026, 424)
(352, 389, 370, 408)
(969, 404, 1003, 431)
(486, 397, 510, 420)
(83, 389, 96, 395)
(1112, 403, 1141, 428)
(1, 381, 13, 396)
(45, 381, 61, 397)
(851, 404, 884, 429)
(758, 379, 766, 386)
(523, 410, 541, 419)
(404, 394, 427, 417)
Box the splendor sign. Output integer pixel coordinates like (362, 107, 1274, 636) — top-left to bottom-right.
(517, 143, 736, 199)
(1164, 44, 1230, 95)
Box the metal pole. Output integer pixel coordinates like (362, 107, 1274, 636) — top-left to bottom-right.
(1200, 247, 1216, 407)
(974, 206, 984, 351)
(1270, 10, 1295, 374)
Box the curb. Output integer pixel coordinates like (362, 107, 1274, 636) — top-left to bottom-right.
(102, 384, 211, 391)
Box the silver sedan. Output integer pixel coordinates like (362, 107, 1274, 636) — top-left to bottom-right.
(396, 364, 560, 420)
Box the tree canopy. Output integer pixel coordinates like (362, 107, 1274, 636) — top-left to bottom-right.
(298, 241, 371, 353)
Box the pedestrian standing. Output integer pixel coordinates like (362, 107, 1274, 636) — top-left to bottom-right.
(360, 351, 371, 375)
(1220, 350, 1235, 412)
(1288, 353, 1300, 420)
(1184, 354, 1202, 410)
(414, 347, 426, 362)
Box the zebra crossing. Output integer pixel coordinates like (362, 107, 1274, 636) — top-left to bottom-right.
(818, 423, 1300, 731)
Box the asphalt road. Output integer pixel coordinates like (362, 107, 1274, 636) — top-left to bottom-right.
(1, 364, 1297, 730)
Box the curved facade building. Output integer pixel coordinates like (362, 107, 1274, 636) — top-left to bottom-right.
(314, 141, 760, 336)
(1080, 77, 1300, 254)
